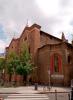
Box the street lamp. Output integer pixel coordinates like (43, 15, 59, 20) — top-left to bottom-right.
(48, 69, 51, 90)
(71, 79, 73, 100)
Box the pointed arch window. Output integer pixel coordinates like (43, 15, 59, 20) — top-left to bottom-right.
(68, 55, 72, 64)
(50, 53, 62, 74)
(54, 54, 59, 72)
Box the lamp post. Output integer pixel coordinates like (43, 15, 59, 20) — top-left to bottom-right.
(71, 79, 73, 100)
(48, 69, 51, 90)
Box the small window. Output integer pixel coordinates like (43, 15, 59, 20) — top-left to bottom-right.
(25, 37, 27, 40)
(68, 55, 71, 64)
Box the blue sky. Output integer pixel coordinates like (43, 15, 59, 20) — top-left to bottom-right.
(0, 0, 73, 53)
(0, 24, 7, 40)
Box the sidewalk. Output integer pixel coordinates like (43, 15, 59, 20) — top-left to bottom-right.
(37, 86, 71, 93)
(0, 86, 71, 100)
(37, 86, 70, 100)
(0, 86, 71, 94)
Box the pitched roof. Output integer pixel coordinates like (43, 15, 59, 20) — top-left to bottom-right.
(40, 30, 62, 42)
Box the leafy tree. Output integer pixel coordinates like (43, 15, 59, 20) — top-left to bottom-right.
(0, 58, 5, 86)
(16, 42, 33, 82)
(0, 58, 5, 71)
(6, 52, 20, 82)
(6, 42, 33, 84)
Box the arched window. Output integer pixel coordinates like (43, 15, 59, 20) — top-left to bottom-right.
(68, 55, 71, 64)
(54, 54, 59, 72)
(50, 53, 62, 74)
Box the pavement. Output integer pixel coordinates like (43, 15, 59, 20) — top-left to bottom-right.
(0, 86, 71, 100)
(38, 86, 70, 93)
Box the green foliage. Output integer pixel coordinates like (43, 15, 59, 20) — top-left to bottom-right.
(7, 52, 19, 61)
(20, 42, 31, 63)
(15, 64, 24, 75)
(6, 62, 14, 75)
(0, 58, 5, 71)
(16, 41, 33, 76)
(6, 51, 20, 75)
(6, 42, 33, 78)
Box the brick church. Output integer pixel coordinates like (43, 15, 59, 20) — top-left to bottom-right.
(5, 23, 73, 86)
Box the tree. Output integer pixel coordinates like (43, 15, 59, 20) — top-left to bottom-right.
(0, 58, 5, 71)
(6, 42, 33, 85)
(0, 58, 5, 85)
(6, 52, 20, 82)
(16, 42, 33, 83)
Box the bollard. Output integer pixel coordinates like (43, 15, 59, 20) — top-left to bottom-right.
(34, 83, 38, 90)
(55, 89, 57, 100)
(68, 93, 70, 100)
(71, 87, 73, 100)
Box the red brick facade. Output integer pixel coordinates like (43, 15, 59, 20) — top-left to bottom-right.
(5, 24, 73, 86)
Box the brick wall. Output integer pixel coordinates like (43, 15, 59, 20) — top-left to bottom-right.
(36, 43, 72, 86)
(5, 24, 73, 86)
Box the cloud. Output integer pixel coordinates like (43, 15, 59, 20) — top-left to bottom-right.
(36, 0, 60, 17)
(0, 0, 73, 52)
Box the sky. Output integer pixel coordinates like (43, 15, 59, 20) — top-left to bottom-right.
(0, 0, 73, 53)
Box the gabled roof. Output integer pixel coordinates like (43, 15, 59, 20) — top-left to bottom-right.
(20, 23, 41, 39)
(40, 30, 62, 42)
(40, 30, 73, 49)
(6, 23, 73, 50)
(8, 38, 19, 48)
